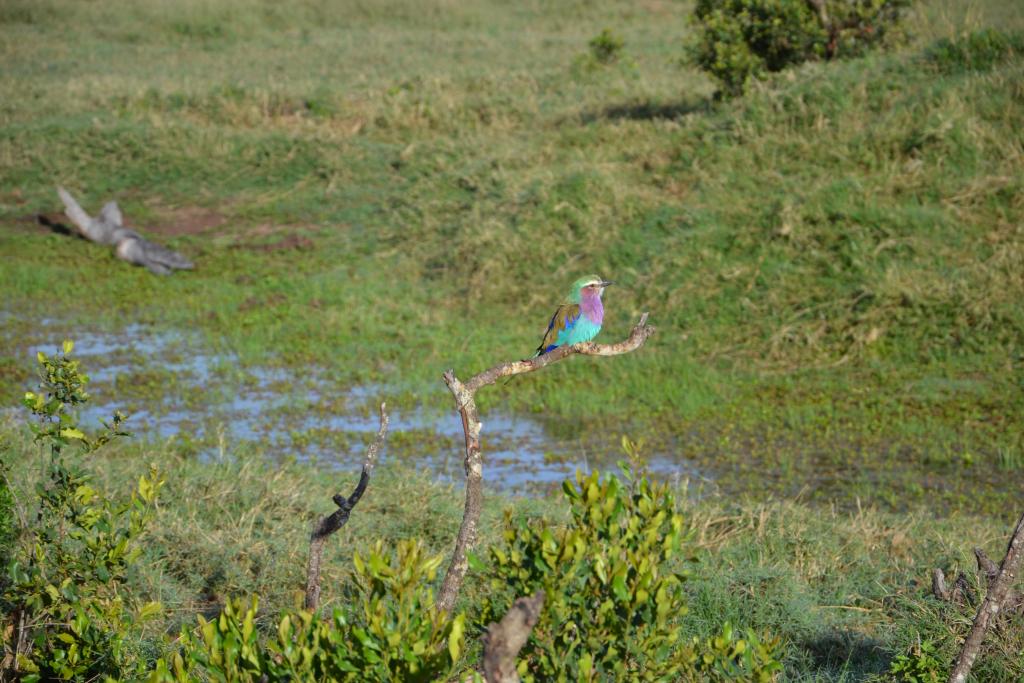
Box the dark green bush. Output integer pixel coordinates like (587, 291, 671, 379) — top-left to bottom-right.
(476, 468, 783, 681)
(691, 0, 912, 95)
(925, 28, 1024, 73)
(589, 28, 625, 64)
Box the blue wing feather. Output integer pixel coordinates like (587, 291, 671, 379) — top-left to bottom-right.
(535, 304, 582, 356)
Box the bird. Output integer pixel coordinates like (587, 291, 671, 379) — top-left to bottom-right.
(533, 274, 614, 356)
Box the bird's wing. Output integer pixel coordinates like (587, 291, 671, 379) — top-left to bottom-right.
(535, 303, 581, 355)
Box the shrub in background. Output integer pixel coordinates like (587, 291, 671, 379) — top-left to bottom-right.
(925, 28, 1024, 73)
(476, 467, 783, 681)
(691, 0, 913, 95)
(589, 28, 625, 64)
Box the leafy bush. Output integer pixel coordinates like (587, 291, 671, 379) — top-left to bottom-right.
(152, 539, 466, 682)
(0, 461, 15, 569)
(691, 0, 912, 95)
(476, 467, 783, 681)
(589, 28, 625, 65)
(2, 341, 163, 681)
(886, 637, 943, 682)
(925, 28, 1024, 74)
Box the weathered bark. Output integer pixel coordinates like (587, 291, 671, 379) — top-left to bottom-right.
(435, 313, 656, 614)
(948, 511, 1024, 683)
(932, 568, 950, 601)
(437, 370, 484, 616)
(304, 402, 389, 611)
(482, 591, 546, 683)
(974, 548, 999, 584)
(57, 187, 194, 275)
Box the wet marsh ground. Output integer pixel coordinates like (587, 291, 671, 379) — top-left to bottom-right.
(2, 0, 1024, 678)
(1, 0, 1023, 518)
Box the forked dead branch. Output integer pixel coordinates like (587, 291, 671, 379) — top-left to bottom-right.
(947, 510, 1024, 683)
(436, 312, 656, 614)
(56, 187, 194, 275)
(304, 402, 390, 611)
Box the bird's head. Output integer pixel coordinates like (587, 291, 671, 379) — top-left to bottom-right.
(569, 274, 613, 303)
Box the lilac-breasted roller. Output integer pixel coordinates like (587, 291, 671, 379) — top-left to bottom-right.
(534, 274, 614, 356)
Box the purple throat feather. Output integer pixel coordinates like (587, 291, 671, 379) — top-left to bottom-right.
(580, 288, 604, 325)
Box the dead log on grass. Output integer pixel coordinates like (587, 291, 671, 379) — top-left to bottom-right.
(435, 313, 656, 614)
(57, 187, 194, 275)
(304, 402, 389, 611)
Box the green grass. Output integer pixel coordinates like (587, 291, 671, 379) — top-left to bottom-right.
(3, 418, 1020, 680)
(1, 0, 1023, 515)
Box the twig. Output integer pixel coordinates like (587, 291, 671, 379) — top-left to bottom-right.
(0, 470, 27, 531)
(303, 402, 389, 611)
(435, 313, 656, 614)
(482, 591, 546, 683)
(974, 548, 999, 584)
(948, 511, 1024, 683)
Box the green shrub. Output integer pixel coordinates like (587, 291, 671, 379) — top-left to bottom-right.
(476, 468, 783, 681)
(2, 341, 163, 681)
(153, 539, 466, 682)
(0, 460, 16, 569)
(925, 28, 1024, 74)
(589, 28, 625, 65)
(886, 638, 943, 682)
(690, 0, 912, 95)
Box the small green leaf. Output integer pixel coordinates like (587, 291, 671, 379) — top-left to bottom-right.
(467, 551, 487, 571)
(579, 652, 593, 679)
(448, 613, 466, 662)
(138, 601, 163, 621)
(60, 428, 85, 440)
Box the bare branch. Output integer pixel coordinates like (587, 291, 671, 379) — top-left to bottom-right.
(464, 312, 655, 393)
(304, 402, 389, 611)
(436, 371, 484, 615)
(949, 511, 1024, 683)
(435, 314, 655, 614)
(483, 592, 546, 683)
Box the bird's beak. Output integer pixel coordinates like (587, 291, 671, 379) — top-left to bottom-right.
(600, 280, 614, 287)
